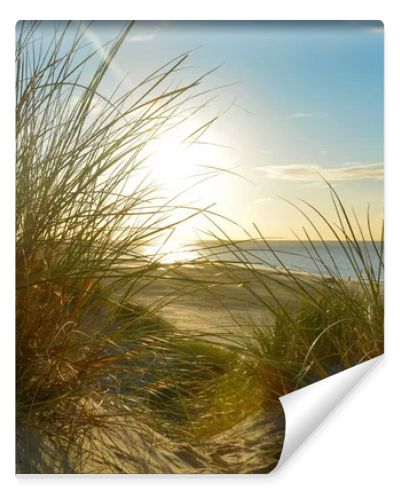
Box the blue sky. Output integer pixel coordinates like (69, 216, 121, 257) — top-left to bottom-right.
(28, 21, 384, 240)
(148, 21, 383, 163)
(111, 20, 384, 239)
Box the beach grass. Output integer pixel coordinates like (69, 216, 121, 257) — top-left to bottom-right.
(200, 184, 384, 396)
(16, 20, 271, 473)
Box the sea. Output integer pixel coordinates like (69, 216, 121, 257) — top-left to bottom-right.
(173, 240, 384, 281)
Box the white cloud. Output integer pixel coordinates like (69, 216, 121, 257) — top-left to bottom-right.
(126, 33, 157, 43)
(257, 163, 384, 182)
(368, 26, 384, 34)
(126, 24, 161, 43)
(290, 112, 327, 119)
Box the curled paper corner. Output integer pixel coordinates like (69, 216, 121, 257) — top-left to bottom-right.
(274, 355, 383, 471)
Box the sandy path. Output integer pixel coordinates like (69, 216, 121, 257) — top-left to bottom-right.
(133, 262, 301, 334)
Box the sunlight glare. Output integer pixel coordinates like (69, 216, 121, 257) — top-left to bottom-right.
(143, 121, 225, 258)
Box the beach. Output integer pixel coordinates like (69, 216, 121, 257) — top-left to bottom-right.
(133, 262, 302, 334)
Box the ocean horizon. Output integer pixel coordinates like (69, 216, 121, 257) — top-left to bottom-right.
(158, 239, 384, 281)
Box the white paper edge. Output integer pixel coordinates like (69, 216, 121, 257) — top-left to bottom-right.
(275, 354, 383, 471)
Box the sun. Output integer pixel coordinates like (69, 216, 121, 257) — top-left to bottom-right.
(149, 135, 196, 187)
(147, 121, 223, 195)
(143, 121, 225, 260)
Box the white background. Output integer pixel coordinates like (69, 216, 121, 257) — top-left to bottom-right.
(1, 1, 399, 498)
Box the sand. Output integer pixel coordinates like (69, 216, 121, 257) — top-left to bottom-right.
(133, 262, 302, 334)
(18, 262, 300, 474)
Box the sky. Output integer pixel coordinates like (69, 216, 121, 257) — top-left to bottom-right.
(29, 21, 384, 243)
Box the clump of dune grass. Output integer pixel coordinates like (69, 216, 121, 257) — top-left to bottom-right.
(16, 21, 277, 473)
(253, 187, 383, 391)
(200, 184, 383, 396)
